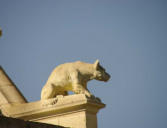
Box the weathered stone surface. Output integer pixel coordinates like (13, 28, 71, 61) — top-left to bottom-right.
(0, 116, 65, 128)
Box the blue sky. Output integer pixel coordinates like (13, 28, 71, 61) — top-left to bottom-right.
(0, 0, 167, 127)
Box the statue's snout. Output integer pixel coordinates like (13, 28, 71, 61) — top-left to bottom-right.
(104, 72, 110, 82)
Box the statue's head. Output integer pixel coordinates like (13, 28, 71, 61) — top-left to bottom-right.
(93, 60, 110, 82)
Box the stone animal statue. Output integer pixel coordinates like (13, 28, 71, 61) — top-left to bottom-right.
(41, 60, 110, 100)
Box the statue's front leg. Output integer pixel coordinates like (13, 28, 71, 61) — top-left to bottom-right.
(72, 83, 92, 98)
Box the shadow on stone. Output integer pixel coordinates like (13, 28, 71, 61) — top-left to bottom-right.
(0, 116, 65, 128)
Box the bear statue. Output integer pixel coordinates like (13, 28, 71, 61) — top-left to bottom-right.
(41, 60, 110, 100)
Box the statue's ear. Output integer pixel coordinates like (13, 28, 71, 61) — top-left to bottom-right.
(94, 60, 99, 69)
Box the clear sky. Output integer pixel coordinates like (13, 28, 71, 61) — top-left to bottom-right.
(0, 0, 167, 128)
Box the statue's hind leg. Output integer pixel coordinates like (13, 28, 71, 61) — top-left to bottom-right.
(41, 84, 56, 100)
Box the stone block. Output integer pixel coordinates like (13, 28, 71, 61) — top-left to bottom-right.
(1, 94, 105, 128)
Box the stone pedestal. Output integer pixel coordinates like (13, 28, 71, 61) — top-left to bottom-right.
(1, 94, 105, 128)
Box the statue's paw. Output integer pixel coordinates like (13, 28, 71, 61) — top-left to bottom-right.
(41, 98, 58, 107)
(90, 95, 96, 99)
(95, 97, 101, 102)
(56, 95, 64, 98)
(86, 94, 96, 100)
(87, 95, 101, 102)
